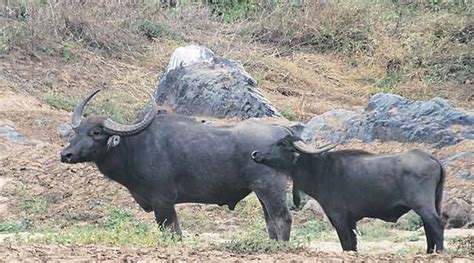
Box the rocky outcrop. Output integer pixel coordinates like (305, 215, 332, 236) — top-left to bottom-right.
(302, 93, 473, 148)
(442, 188, 473, 229)
(155, 45, 281, 119)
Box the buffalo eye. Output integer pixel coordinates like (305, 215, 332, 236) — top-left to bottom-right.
(91, 128, 103, 137)
(278, 135, 293, 146)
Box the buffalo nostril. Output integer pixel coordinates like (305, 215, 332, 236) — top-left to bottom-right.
(251, 151, 259, 159)
(61, 151, 73, 163)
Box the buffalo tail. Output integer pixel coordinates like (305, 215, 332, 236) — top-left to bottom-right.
(431, 155, 446, 217)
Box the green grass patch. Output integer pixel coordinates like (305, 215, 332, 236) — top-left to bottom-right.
(43, 93, 132, 123)
(44, 93, 79, 111)
(280, 107, 296, 121)
(34, 207, 179, 246)
(374, 70, 406, 93)
(0, 220, 29, 233)
(40, 78, 54, 88)
(357, 220, 394, 241)
(86, 99, 129, 124)
(20, 197, 48, 215)
(61, 43, 73, 63)
(292, 219, 333, 245)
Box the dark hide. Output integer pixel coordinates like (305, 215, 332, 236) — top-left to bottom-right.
(61, 113, 293, 240)
(252, 135, 445, 253)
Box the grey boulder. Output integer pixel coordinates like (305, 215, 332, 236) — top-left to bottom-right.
(302, 93, 473, 148)
(155, 45, 281, 119)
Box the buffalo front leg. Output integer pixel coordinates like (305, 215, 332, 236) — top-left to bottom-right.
(154, 206, 182, 238)
(253, 176, 292, 241)
(348, 220, 358, 251)
(257, 196, 292, 241)
(258, 198, 277, 240)
(328, 214, 357, 251)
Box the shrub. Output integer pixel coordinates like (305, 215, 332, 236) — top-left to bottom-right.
(206, 0, 259, 23)
(395, 211, 423, 231)
(137, 20, 174, 40)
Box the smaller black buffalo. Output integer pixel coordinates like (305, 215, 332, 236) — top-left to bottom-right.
(251, 135, 445, 253)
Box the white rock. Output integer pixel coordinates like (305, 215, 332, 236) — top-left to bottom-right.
(167, 45, 215, 72)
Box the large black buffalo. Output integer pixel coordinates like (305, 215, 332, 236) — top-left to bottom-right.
(251, 135, 445, 253)
(60, 89, 293, 240)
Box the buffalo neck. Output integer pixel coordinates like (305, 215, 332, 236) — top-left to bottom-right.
(293, 153, 331, 201)
(94, 135, 139, 186)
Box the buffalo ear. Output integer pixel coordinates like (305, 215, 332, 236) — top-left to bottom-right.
(106, 135, 121, 151)
(288, 122, 305, 137)
(279, 134, 298, 146)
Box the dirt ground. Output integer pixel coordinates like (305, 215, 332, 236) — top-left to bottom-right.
(0, 41, 473, 261)
(2, 244, 474, 262)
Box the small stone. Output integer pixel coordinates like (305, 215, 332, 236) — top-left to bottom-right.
(458, 171, 472, 180)
(0, 120, 25, 144)
(34, 117, 51, 128)
(302, 198, 326, 217)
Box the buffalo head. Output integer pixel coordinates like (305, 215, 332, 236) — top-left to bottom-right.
(60, 89, 157, 163)
(251, 135, 337, 169)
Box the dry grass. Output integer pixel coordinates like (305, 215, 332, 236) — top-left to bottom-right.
(244, 1, 473, 104)
(1, 0, 472, 122)
(1, 1, 182, 56)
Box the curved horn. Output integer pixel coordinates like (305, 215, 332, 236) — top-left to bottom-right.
(103, 93, 157, 136)
(71, 89, 102, 131)
(316, 142, 332, 149)
(292, 141, 338, 154)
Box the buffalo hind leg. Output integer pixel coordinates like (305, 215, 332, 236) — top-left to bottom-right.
(422, 219, 435, 253)
(292, 182, 301, 209)
(414, 207, 444, 253)
(154, 206, 182, 238)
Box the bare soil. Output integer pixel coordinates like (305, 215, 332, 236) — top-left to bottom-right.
(2, 244, 474, 262)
